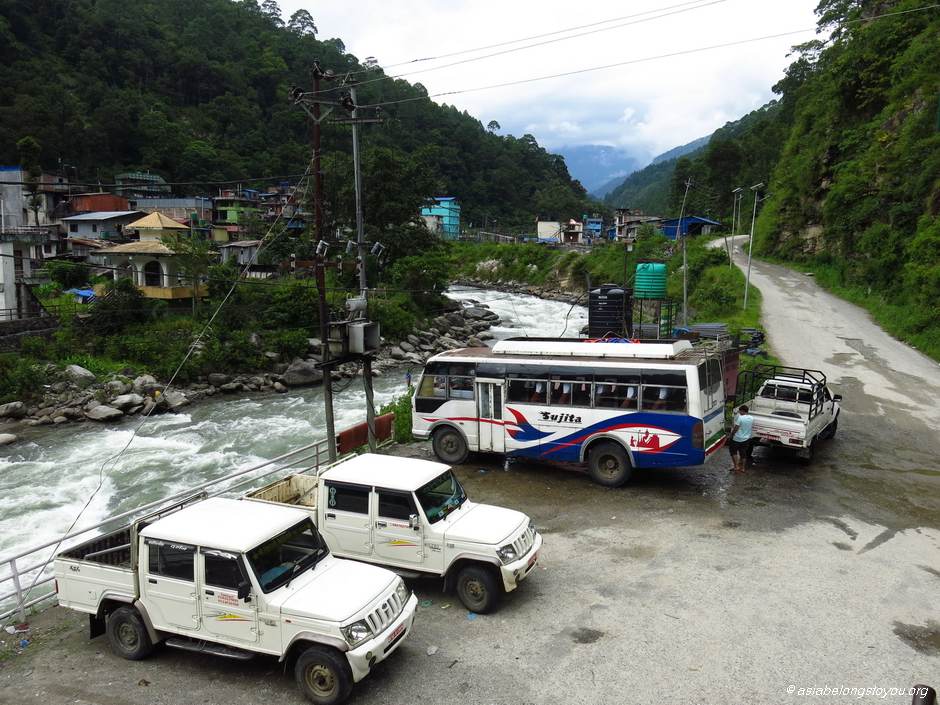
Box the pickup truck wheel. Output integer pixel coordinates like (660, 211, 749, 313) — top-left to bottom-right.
(295, 645, 353, 705)
(106, 606, 154, 661)
(799, 438, 817, 465)
(587, 441, 632, 487)
(432, 427, 469, 465)
(824, 418, 838, 440)
(455, 564, 500, 614)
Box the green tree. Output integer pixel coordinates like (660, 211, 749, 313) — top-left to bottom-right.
(162, 232, 215, 314)
(287, 8, 317, 35)
(16, 135, 42, 226)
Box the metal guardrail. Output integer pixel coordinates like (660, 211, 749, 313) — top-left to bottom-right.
(0, 436, 341, 623)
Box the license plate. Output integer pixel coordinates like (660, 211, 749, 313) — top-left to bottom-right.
(386, 622, 405, 645)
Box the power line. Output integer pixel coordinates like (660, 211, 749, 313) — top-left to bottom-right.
(344, 0, 721, 76)
(358, 3, 940, 109)
(348, 0, 726, 89)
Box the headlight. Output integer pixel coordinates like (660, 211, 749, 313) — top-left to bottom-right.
(496, 544, 518, 564)
(395, 578, 410, 605)
(341, 620, 372, 647)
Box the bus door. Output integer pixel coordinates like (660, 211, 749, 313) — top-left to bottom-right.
(476, 380, 505, 453)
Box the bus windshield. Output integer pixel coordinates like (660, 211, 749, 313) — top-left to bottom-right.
(416, 471, 467, 524)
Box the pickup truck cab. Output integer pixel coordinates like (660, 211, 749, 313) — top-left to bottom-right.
(55, 496, 417, 705)
(736, 365, 842, 462)
(246, 453, 542, 614)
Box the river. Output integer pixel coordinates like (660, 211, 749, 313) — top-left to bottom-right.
(0, 287, 587, 564)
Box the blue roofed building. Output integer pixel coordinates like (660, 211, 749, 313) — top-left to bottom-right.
(420, 197, 461, 240)
(584, 215, 603, 243)
(659, 215, 721, 240)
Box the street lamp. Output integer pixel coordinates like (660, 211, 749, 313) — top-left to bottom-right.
(743, 183, 764, 310)
(729, 187, 744, 267)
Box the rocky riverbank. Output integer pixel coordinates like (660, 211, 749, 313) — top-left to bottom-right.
(0, 302, 501, 445)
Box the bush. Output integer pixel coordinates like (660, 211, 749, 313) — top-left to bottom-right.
(0, 354, 43, 403)
(265, 329, 310, 359)
(369, 293, 418, 340)
(46, 260, 89, 289)
(379, 389, 415, 444)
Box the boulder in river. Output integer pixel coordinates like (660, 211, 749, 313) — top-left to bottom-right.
(207, 373, 229, 387)
(65, 364, 96, 388)
(85, 405, 124, 422)
(111, 393, 145, 411)
(133, 374, 160, 394)
(162, 391, 191, 411)
(0, 401, 27, 419)
(282, 359, 324, 387)
(0, 433, 17, 446)
(106, 380, 131, 396)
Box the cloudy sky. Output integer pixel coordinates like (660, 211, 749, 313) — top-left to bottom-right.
(280, 0, 820, 161)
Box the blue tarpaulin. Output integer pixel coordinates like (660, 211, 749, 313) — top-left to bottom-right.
(65, 288, 96, 303)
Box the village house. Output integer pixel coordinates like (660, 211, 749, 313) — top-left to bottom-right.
(96, 212, 207, 299)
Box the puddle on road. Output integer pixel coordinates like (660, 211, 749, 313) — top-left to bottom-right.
(569, 627, 605, 644)
(893, 620, 940, 656)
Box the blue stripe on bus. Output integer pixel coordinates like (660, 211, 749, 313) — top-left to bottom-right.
(704, 407, 724, 422)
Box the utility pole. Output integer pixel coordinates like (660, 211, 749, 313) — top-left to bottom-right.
(349, 85, 373, 451)
(302, 59, 338, 461)
(743, 182, 764, 311)
(677, 177, 692, 327)
(337, 84, 383, 451)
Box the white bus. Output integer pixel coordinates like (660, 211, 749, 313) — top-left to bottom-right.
(411, 337, 728, 486)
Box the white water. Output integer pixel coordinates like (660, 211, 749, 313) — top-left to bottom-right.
(0, 288, 586, 565)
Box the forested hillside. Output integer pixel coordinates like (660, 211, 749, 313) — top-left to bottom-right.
(755, 0, 940, 338)
(603, 0, 939, 355)
(0, 0, 594, 230)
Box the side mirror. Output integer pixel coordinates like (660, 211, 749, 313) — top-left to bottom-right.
(237, 581, 252, 602)
(408, 513, 420, 531)
(833, 394, 843, 402)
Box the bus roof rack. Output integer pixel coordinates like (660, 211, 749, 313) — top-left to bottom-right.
(492, 337, 694, 359)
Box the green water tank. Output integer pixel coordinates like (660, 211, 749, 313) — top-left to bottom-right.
(634, 262, 667, 299)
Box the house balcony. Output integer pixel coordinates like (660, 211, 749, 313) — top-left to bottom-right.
(138, 284, 209, 300)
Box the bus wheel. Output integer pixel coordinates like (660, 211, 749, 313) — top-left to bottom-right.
(588, 441, 632, 487)
(433, 427, 469, 465)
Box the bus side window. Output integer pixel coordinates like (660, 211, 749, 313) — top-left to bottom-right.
(507, 379, 530, 403)
(448, 376, 474, 400)
(529, 382, 547, 404)
(550, 381, 572, 405)
(417, 374, 447, 398)
(641, 385, 686, 412)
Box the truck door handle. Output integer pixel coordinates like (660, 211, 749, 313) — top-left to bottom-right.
(326, 513, 336, 519)
(147, 578, 157, 584)
(205, 590, 215, 596)
(376, 521, 387, 528)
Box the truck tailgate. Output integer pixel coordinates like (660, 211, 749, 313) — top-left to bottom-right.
(751, 412, 806, 445)
(54, 558, 136, 613)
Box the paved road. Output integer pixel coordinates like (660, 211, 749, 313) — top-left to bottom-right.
(726, 235, 940, 528)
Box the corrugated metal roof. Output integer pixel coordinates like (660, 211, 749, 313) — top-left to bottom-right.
(61, 211, 144, 221)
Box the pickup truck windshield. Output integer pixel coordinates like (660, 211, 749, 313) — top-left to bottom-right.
(246, 518, 328, 593)
(416, 471, 467, 524)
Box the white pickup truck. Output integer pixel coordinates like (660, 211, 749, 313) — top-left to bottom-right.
(54, 496, 417, 705)
(246, 453, 542, 614)
(736, 365, 842, 462)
